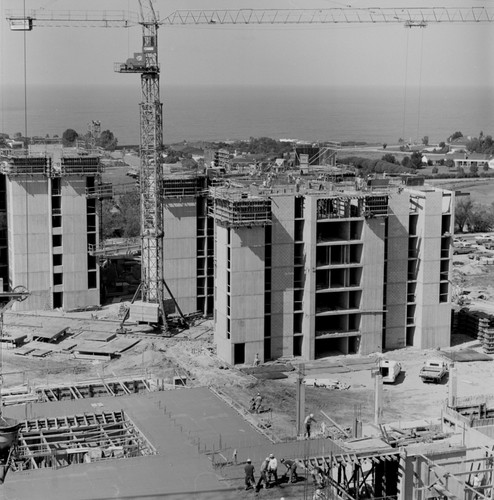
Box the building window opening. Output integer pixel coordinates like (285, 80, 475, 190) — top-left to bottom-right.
(293, 336, 303, 357)
(53, 292, 63, 309)
(315, 335, 359, 359)
(233, 343, 245, 365)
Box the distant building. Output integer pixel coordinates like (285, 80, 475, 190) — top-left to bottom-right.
(0, 146, 101, 310)
(204, 148, 230, 170)
(450, 152, 493, 170)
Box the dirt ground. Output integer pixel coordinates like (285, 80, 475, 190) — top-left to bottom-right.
(2, 223, 494, 443)
(2, 299, 494, 444)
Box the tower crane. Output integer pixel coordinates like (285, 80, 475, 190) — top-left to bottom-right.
(6, 5, 494, 330)
(113, 1, 166, 329)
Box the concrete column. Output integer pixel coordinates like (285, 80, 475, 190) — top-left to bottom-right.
(374, 373, 383, 425)
(448, 364, 457, 407)
(296, 364, 305, 436)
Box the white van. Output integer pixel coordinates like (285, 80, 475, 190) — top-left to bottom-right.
(378, 360, 401, 384)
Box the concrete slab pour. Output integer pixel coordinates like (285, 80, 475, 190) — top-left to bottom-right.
(0, 387, 346, 500)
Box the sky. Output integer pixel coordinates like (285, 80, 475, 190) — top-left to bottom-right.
(0, 0, 493, 90)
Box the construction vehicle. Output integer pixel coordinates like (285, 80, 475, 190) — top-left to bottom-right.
(419, 359, 448, 384)
(378, 360, 402, 384)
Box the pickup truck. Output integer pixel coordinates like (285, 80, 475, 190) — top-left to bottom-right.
(419, 359, 448, 383)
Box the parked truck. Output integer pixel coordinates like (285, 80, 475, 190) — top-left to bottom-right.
(419, 359, 448, 383)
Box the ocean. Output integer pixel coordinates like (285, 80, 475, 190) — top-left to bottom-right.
(1, 84, 493, 146)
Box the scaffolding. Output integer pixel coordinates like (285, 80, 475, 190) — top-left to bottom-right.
(88, 238, 140, 258)
(10, 410, 156, 472)
(0, 156, 51, 176)
(86, 182, 114, 199)
(209, 191, 271, 228)
(302, 449, 402, 499)
(364, 195, 389, 217)
(316, 194, 389, 220)
(60, 156, 103, 176)
(161, 175, 207, 199)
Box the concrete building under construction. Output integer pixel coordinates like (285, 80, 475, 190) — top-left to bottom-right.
(0, 147, 101, 311)
(0, 144, 454, 365)
(163, 169, 455, 365)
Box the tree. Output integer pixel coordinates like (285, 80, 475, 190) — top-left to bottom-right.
(97, 130, 118, 151)
(469, 204, 494, 233)
(422, 136, 429, 146)
(101, 191, 140, 239)
(456, 167, 465, 178)
(382, 143, 387, 150)
(449, 131, 463, 142)
(483, 163, 490, 172)
(431, 166, 438, 174)
(455, 197, 473, 232)
(445, 159, 454, 168)
(401, 156, 411, 167)
(470, 164, 479, 176)
(381, 153, 396, 164)
(439, 141, 446, 149)
(62, 128, 78, 146)
(410, 151, 423, 169)
(118, 191, 140, 237)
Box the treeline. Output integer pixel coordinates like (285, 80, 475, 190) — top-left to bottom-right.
(448, 130, 494, 155)
(338, 156, 414, 175)
(61, 128, 118, 150)
(0, 128, 118, 151)
(215, 137, 292, 156)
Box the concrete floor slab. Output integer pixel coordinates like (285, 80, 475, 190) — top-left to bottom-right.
(2, 387, 264, 499)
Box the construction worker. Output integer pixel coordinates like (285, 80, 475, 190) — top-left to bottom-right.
(304, 413, 317, 438)
(280, 457, 298, 483)
(244, 458, 255, 490)
(267, 453, 278, 486)
(472, 474, 482, 499)
(311, 467, 326, 490)
(253, 353, 260, 366)
(256, 456, 270, 491)
(254, 392, 263, 413)
(313, 488, 328, 500)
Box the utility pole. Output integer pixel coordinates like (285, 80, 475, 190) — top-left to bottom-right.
(296, 363, 305, 436)
(372, 368, 384, 426)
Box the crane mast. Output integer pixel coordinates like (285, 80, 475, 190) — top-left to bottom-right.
(115, 0, 166, 327)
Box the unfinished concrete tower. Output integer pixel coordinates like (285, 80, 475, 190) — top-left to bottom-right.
(209, 179, 454, 365)
(0, 147, 101, 311)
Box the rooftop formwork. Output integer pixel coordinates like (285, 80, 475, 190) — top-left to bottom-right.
(0, 152, 103, 177)
(208, 188, 272, 228)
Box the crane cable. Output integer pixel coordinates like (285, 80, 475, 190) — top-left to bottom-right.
(416, 28, 424, 144)
(401, 28, 409, 144)
(23, 0, 28, 140)
(22, 0, 30, 293)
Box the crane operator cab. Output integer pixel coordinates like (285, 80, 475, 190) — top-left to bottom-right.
(143, 35, 157, 53)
